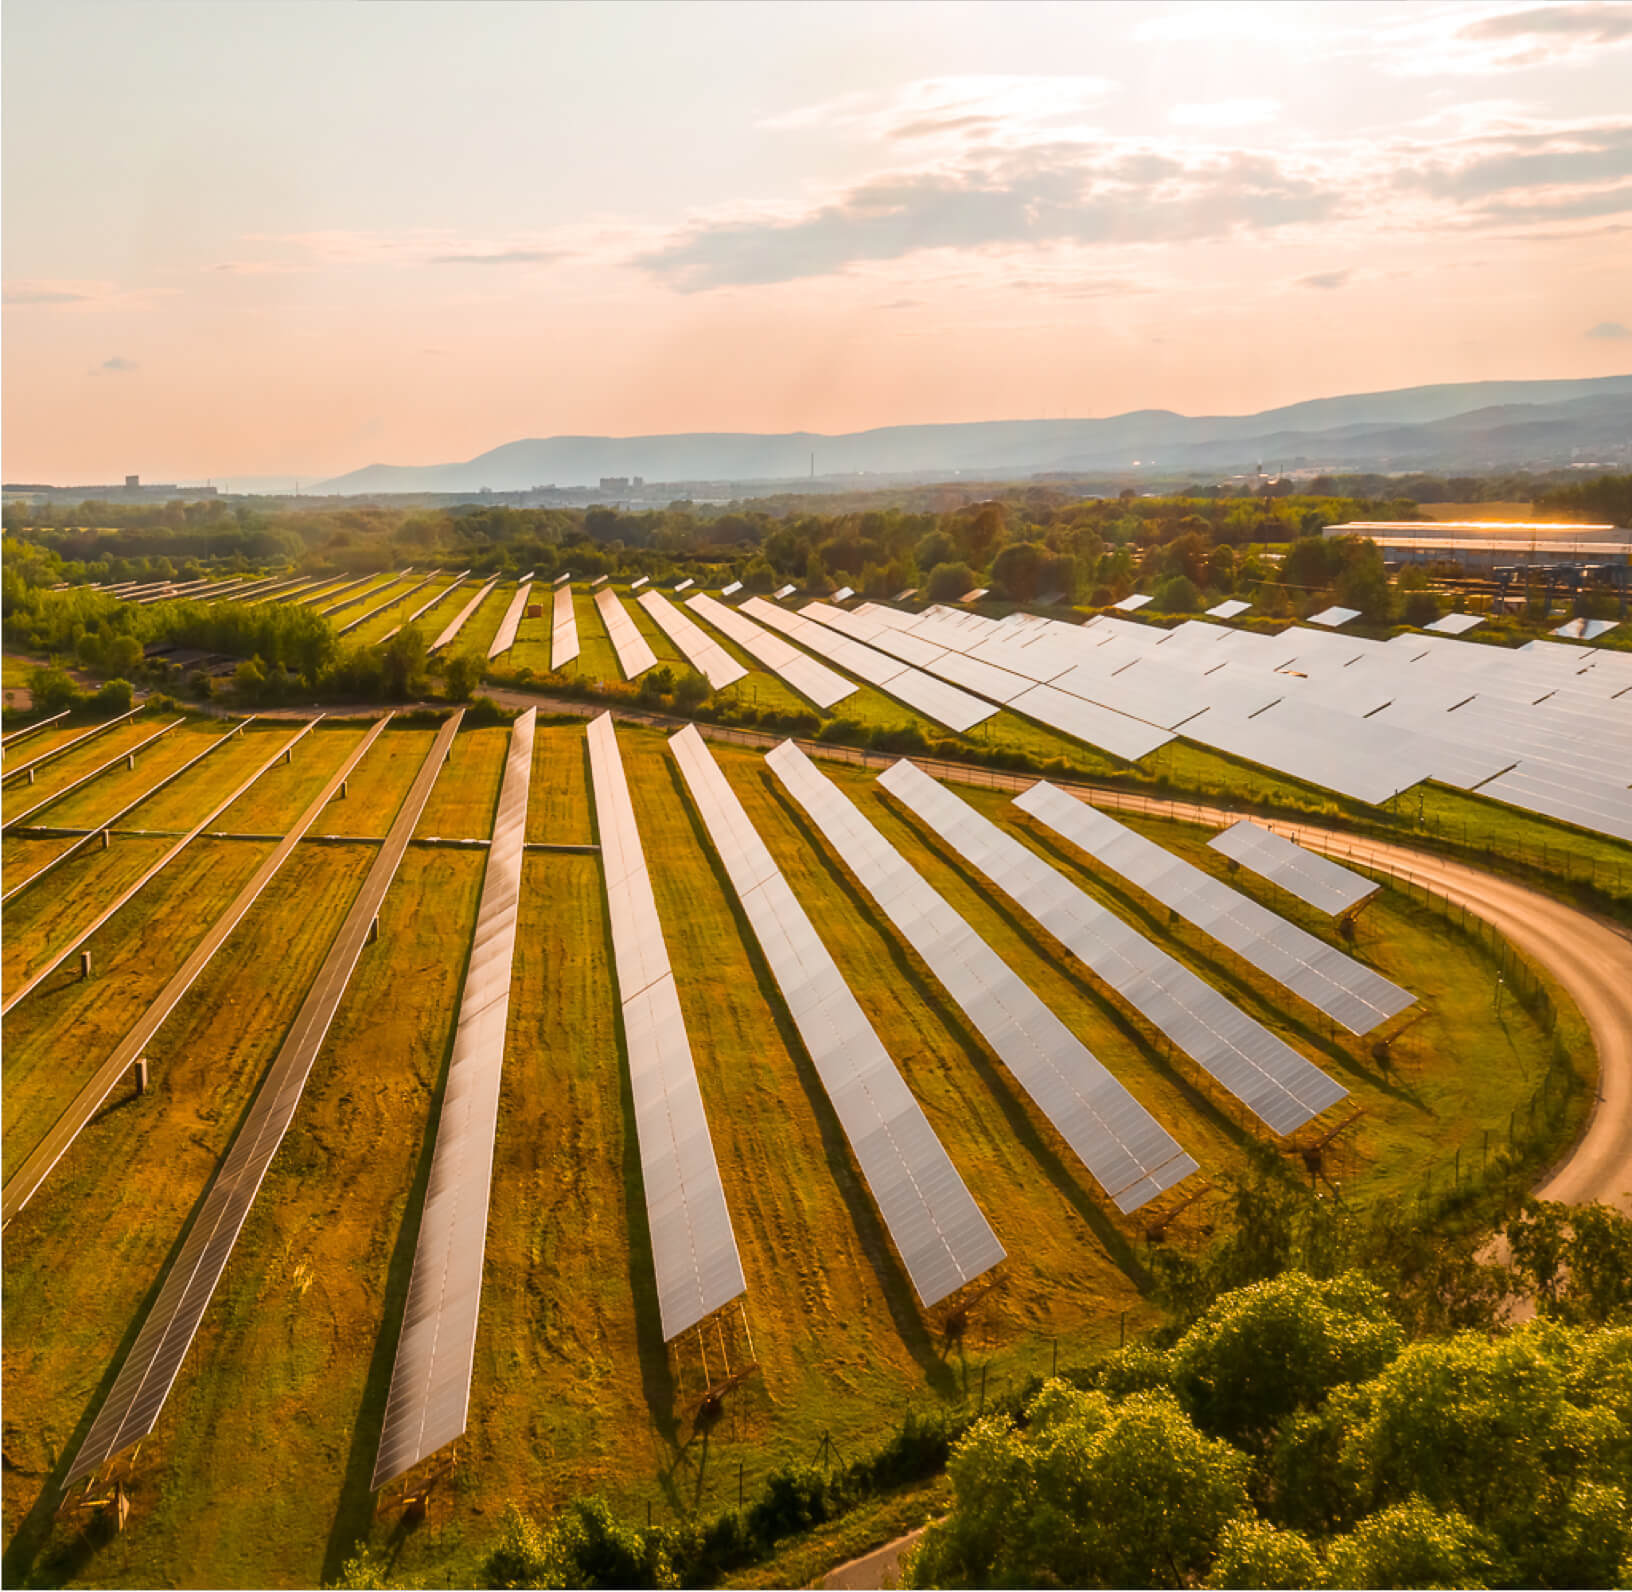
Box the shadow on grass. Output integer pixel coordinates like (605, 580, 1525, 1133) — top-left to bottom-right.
(758, 769, 1151, 1294)
(655, 745, 954, 1404)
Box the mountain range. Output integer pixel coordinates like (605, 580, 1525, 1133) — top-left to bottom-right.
(313, 374, 1632, 494)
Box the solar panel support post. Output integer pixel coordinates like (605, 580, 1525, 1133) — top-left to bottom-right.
(133, 1058, 148, 1097)
(368, 915, 379, 945)
(102, 829, 110, 850)
(80, 950, 91, 981)
(127, 753, 135, 771)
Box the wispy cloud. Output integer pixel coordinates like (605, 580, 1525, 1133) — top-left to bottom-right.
(5, 282, 91, 305)
(426, 248, 567, 266)
(1585, 319, 1632, 338)
(1297, 270, 1352, 290)
(1169, 99, 1281, 129)
(1390, 2, 1632, 74)
(98, 356, 139, 372)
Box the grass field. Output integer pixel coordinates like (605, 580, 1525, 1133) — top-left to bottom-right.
(340, 577, 462, 648)
(1, 719, 183, 819)
(0, 714, 1586, 1588)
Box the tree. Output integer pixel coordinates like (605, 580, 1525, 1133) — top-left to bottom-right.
(1207, 544, 1237, 592)
(380, 625, 429, 701)
(441, 651, 481, 703)
(1204, 1518, 1322, 1589)
(1153, 574, 1201, 613)
(233, 655, 268, 704)
(925, 561, 977, 603)
(990, 540, 1044, 601)
(92, 678, 135, 714)
(1324, 1498, 1500, 1590)
(26, 664, 80, 713)
(1171, 1271, 1402, 1450)
(902, 1385, 1249, 1588)
(672, 671, 709, 713)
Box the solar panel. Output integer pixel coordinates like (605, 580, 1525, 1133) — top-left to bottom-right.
(1207, 819, 1379, 916)
(341, 570, 440, 636)
(831, 586, 855, 602)
(630, 575, 650, 591)
(1206, 599, 1252, 619)
(1, 717, 394, 1230)
(878, 761, 1347, 1136)
(1553, 617, 1619, 641)
(595, 587, 659, 679)
(685, 593, 858, 710)
(551, 583, 580, 670)
(428, 578, 499, 653)
(960, 587, 989, 603)
(486, 580, 534, 659)
(636, 590, 748, 690)
(720, 580, 743, 597)
(373, 710, 536, 1489)
(673, 577, 695, 593)
(743, 598, 996, 733)
(1, 704, 146, 786)
(1473, 760, 1632, 845)
(1307, 606, 1361, 627)
(3, 717, 182, 830)
(321, 572, 408, 617)
(586, 714, 747, 1342)
(63, 712, 466, 1492)
(1113, 594, 1152, 612)
(773, 584, 796, 599)
(1424, 612, 1484, 635)
(1015, 782, 1414, 1034)
(590, 574, 609, 588)
(670, 726, 1004, 1306)
(378, 571, 472, 643)
(766, 742, 1197, 1212)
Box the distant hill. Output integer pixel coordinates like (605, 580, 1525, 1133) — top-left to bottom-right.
(313, 374, 1632, 494)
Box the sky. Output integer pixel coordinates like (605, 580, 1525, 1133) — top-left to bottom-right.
(4, 0, 1631, 485)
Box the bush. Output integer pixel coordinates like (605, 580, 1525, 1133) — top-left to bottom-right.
(925, 561, 977, 602)
(92, 678, 135, 714)
(27, 664, 80, 713)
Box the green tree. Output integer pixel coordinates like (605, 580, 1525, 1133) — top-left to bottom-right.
(380, 625, 429, 701)
(92, 678, 135, 714)
(925, 561, 977, 603)
(1324, 1498, 1500, 1590)
(1204, 1517, 1323, 1589)
(234, 655, 268, 704)
(26, 664, 81, 713)
(440, 651, 481, 703)
(903, 1384, 1249, 1588)
(672, 671, 709, 713)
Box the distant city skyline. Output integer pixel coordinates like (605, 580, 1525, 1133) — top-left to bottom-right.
(4, 0, 1631, 483)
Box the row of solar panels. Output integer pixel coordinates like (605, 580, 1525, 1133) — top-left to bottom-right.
(41, 712, 1394, 1506)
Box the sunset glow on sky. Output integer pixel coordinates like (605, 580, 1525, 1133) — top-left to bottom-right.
(4, 0, 1630, 485)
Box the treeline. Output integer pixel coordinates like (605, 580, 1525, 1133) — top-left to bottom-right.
(1534, 472, 1632, 525)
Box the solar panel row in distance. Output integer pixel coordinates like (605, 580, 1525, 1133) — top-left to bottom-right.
(766, 742, 1197, 1213)
(636, 590, 746, 690)
(595, 587, 658, 680)
(669, 725, 1004, 1307)
(487, 579, 534, 660)
(1207, 819, 1378, 917)
(741, 597, 996, 734)
(586, 714, 746, 1342)
(686, 593, 858, 710)
(1015, 783, 1414, 1035)
(551, 583, 580, 670)
(430, 578, 501, 653)
(878, 761, 1347, 1137)
(63, 711, 465, 1491)
(373, 710, 537, 1491)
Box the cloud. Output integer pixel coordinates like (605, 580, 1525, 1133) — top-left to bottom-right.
(1585, 319, 1632, 338)
(1297, 270, 1352, 290)
(1169, 99, 1281, 129)
(1392, 1, 1632, 73)
(99, 356, 138, 372)
(426, 248, 567, 266)
(636, 144, 1339, 291)
(5, 283, 91, 305)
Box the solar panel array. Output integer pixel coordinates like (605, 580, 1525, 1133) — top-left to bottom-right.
(487, 579, 534, 659)
(1207, 818, 1379, 917)
(1307, 605, 1361, 628)
(740, 597, 996, 733)
(340, 570, 438, 635)
(669, 725, 1004, 1306)
(1207, 599, 1252, 619)
(766, 742, 1198, 1213)
(879, 760, 1348, 1136)
(1113, 594, 1152, 612)
(1015, 782, 1414, 1034)
(773, 583, 796, 599)
(1, 704, 146, 786)
(720, 580, 743, 597)
(1553, 617, 1618, 641)
(636, 590, 747, 689)
(551, 583, 580, 670)
(586, 714, 747, 1342)
(379, 572, 471, 643)
(685, 592, 858, 710)
(431, 578, 500, 653)
(594, 588, 659, 679)
(1424, 612, 1484, 635)
(63, 712, 464, 1490)
(373, 710, 537, 1490)
(322, 572, 408, 617)
(1, 718, 393, 1231)
(3, 717, 181, 830)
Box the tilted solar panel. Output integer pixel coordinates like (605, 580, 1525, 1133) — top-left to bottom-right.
(1207, 819, 1379, 917)
(430, 579, 500, 653)
(552, 583, 581, 670)
(595, 587, 659, 679)
(685, 593, 857, 710)
(636, 590, 747, 690)
(670, 725, 1004, 1306)
(372, 709, 537, 1490)
(487, 581, 534, 659)
(878, 760, 1347, 1137)
(1014, 782, 1414, 1034)
(586, 714, 747, 1343)
(766, 741, 1197, 1212)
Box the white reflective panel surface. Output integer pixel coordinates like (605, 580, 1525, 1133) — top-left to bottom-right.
(595, 587, 659, 680)
(637, 589, 748, 689)
(686, 592, 858, 709)
(551, 583, 581, 670)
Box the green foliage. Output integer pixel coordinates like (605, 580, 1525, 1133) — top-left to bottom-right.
(379, 625, 430, 701)
(26, 664, 81, 713)
(925, 561, 976, 602)
(1323, 1498, 1500, 1590)
(91, 677, 135, 713)
(1505, 1199, 1632, 1324)
(481, 1502, 573, 1589)
(1170, 1271, 1402, 1449)
(1204, 1517, 1322, 1589)
(902, 1385, 1249, 1588)
(439, 651, 481, 703)
(1153, 572, 1201, 613)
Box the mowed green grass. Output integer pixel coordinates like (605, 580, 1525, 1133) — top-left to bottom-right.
(1, 718, 182, 820)
(0, 719, 1574, 1589)
(212, 722, 373, 833)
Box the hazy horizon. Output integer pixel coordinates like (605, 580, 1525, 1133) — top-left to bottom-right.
(5, 0, 1631, 484)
